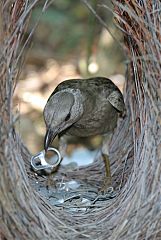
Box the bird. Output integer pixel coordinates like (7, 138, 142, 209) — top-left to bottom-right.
(43, 77, 125, 191)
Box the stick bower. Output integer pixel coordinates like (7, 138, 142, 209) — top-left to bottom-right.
(0, 1, 161, 239)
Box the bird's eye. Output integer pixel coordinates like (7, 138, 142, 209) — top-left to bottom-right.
(65, 113, 71, 121)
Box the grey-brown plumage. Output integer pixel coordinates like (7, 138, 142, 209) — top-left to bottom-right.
(43, 77, 125, 183)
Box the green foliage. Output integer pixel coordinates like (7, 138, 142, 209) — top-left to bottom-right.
(28, 1, 125, 74)
(30, 4, 89, 59)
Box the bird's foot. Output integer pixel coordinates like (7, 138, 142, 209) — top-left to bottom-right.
(99, 176, 113, 194)
(45, 175, 56, 190)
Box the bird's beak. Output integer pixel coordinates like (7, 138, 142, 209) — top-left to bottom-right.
(44, 129, 56, 152)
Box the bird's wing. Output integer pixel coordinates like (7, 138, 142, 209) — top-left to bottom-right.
(107, 90, 125, 112)
(47, 77, 125, 113)
(101, 79, 125, 113)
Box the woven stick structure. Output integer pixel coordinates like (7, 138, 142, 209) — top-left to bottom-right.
(0, 1, 161, 239)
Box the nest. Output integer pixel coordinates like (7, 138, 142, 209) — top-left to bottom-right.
(0, 1, 160, 239)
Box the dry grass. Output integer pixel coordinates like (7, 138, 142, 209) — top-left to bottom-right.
(0, 0, 161, 239)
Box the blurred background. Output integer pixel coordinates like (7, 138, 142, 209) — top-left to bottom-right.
(14, 0, 125, 155)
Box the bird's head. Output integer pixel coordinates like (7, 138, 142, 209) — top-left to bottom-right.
(43, 89, 83, 151)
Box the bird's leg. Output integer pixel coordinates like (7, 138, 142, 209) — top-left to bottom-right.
(100, 134, 113, 193)
(102, 153, 112, 186)
(59, 135, 68, 160)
